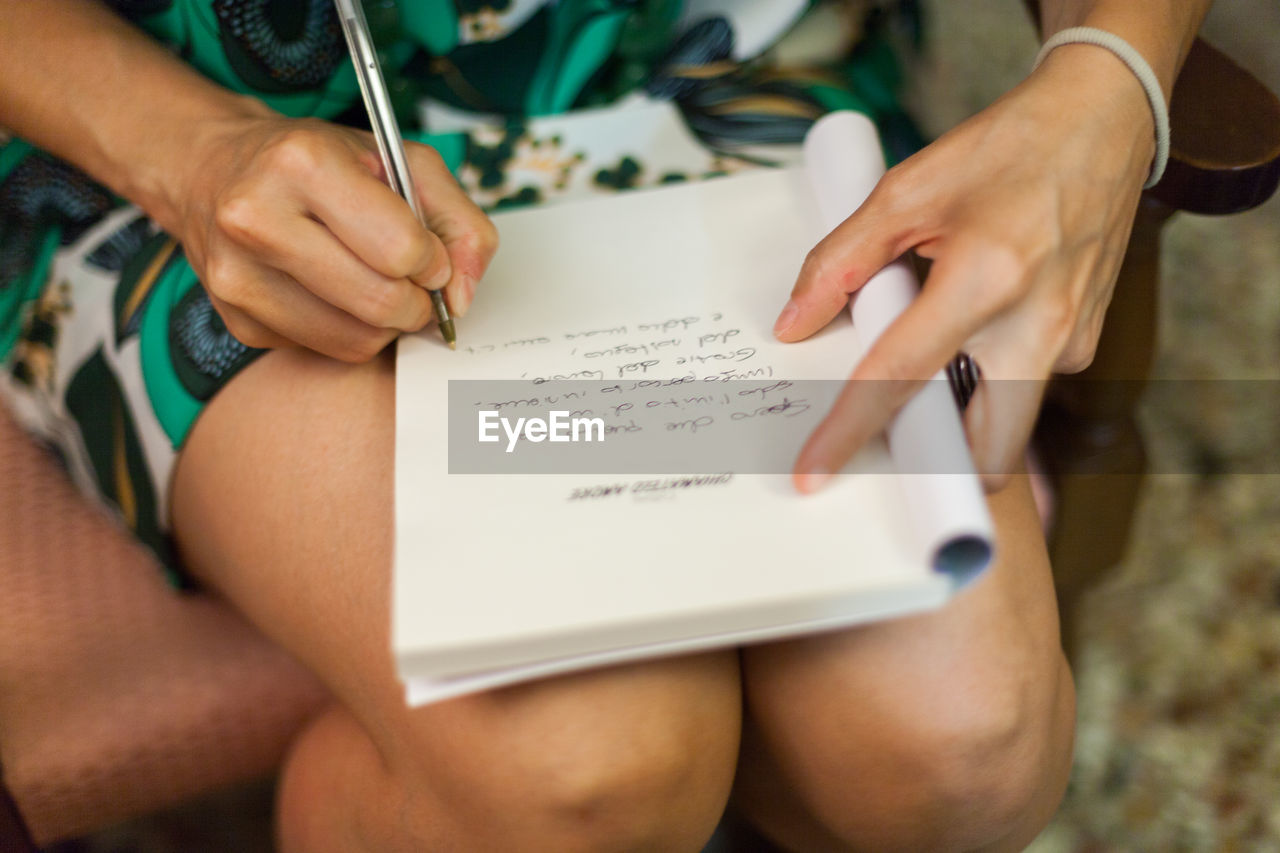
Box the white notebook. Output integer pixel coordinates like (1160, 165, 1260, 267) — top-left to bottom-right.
(394, 113, 994, 705)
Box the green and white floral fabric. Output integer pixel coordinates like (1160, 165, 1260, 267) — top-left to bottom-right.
(0, 0, 918, 581)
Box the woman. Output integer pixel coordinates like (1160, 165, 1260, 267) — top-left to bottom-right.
(0, 1, 1206, 849)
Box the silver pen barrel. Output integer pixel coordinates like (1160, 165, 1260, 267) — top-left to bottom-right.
(333, 0, 454, 343)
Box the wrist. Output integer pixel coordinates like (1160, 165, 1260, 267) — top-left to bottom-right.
(122, 93, 276, 236)
(1031, 43, 1157, 179)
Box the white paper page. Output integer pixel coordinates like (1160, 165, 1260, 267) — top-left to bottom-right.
(394, 157, 980, 703)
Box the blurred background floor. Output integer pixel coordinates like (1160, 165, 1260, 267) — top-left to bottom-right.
(61, 0, 1280, 850)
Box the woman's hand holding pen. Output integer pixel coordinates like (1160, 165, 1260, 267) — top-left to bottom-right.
(775, 46, 1156, 492)
(168, 115, 497, 362)
(0, 0, 497, 362)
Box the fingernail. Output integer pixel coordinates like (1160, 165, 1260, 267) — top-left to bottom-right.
(426, 254, 452, 289)
(449, 276, 473, 318)
(796, 467, 834, 494)
(774, 300, 799, 336)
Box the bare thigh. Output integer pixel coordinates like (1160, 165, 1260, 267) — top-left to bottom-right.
(170, 348, 742, 850)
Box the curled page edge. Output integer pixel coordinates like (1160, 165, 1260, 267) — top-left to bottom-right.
(803, 111, 995, 585)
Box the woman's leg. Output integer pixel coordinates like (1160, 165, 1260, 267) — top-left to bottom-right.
(733, 473, 1075, 852)
(170, 347, 743, 852)
(173, 345, 1070, 852)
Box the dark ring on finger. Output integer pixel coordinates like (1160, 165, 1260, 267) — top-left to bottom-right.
(947, 352, 982, 412)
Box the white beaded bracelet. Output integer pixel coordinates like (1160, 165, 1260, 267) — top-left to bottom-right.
(1033, 26, 1171, 188)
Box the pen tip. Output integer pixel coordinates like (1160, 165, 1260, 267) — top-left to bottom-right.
(437, 316, 457, 350)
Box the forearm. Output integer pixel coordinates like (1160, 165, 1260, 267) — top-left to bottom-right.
(1038, 0, 1214, 100)
(0, 0, 272, 232)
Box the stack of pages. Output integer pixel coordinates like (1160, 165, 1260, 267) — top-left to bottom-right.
(394, 113, 993, 705)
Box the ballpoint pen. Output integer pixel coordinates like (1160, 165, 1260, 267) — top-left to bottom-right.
(333, 0, 456, 349)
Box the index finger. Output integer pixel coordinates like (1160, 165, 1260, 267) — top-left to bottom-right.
(775, 180, 918, 343)
(791, 250, 989, 493)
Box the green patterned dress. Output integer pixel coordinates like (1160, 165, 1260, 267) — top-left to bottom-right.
(0, 0, 921, 584)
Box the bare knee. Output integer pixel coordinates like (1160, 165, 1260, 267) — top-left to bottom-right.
(845, 657, 1072, 850)
(749, 652, 1075, 852)
(291, 655, 743, 852)
(484, 706, 733, 851)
